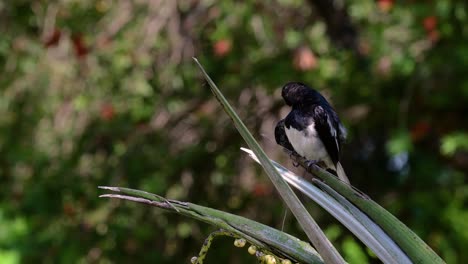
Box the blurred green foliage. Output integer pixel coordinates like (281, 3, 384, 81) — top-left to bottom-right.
(0, 0, 467, 263)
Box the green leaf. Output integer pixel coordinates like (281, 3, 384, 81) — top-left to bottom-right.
(342, 237, 369, 264)
(290, 156, 445, 264)
(386, 130, 412, 155)
(241, 148, 411, 264)
(99, 186, 323, 264)
(440, 132, 468, 156)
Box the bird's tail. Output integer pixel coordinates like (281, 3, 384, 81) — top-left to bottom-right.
(336, 162, 350, 184)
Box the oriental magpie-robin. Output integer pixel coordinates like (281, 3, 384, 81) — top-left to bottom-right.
(275, 82, 350, 184)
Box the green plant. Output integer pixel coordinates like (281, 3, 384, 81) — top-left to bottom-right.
(99, 60, 445, 263)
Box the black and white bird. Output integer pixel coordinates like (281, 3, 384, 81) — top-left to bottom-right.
(275, 82, 350, 184)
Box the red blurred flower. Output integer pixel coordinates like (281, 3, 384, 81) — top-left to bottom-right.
(71, 33, 89, 58)
(100, 103, 115, 121)
(63, 202, 76, 217)
(293, 46, 317, 71)
(423, 16, 437, 32)
(377, 0, 393, 13)
(252, 183, 270, 197)
(213, 39, 231, 57)
(411, 120, 430, 142)
(44, 28, 62, 47)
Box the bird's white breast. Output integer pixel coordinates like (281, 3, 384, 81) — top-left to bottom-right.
(285, 123, 331, 166)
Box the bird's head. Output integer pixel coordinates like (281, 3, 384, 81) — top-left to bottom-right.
(281, 82, 324, 107)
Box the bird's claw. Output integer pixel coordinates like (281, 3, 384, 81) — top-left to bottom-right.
(289, 151, 301, 167)
(305, 159, 318, 169)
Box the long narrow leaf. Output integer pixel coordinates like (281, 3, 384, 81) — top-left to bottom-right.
(290, 152, 445, 263)
(312, 180, 411, 264)
(193, 58, 345, 264)
(241, 148, 411, 264)
(98, 186, 323, 264)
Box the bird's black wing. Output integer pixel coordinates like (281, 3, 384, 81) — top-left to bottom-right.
(275, 119, 295, 152)
(312, 105, 341, 165)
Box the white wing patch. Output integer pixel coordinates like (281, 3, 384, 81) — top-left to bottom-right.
(327, 116, 336, 137)
(326, 115, 340, 153)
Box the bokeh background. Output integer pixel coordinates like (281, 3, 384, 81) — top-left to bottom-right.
(1, 0, 467, 263)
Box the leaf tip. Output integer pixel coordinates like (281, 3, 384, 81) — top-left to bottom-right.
(98, 186, 121, 192)
(192, 57, 202, 68)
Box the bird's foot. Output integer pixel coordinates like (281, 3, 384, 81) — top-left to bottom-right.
(305, 159, 319, 169)
(289, 151, 301, 167)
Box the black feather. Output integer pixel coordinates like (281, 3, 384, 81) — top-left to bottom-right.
(312, 105, 341, 165)
(274, 119, 294, 152)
